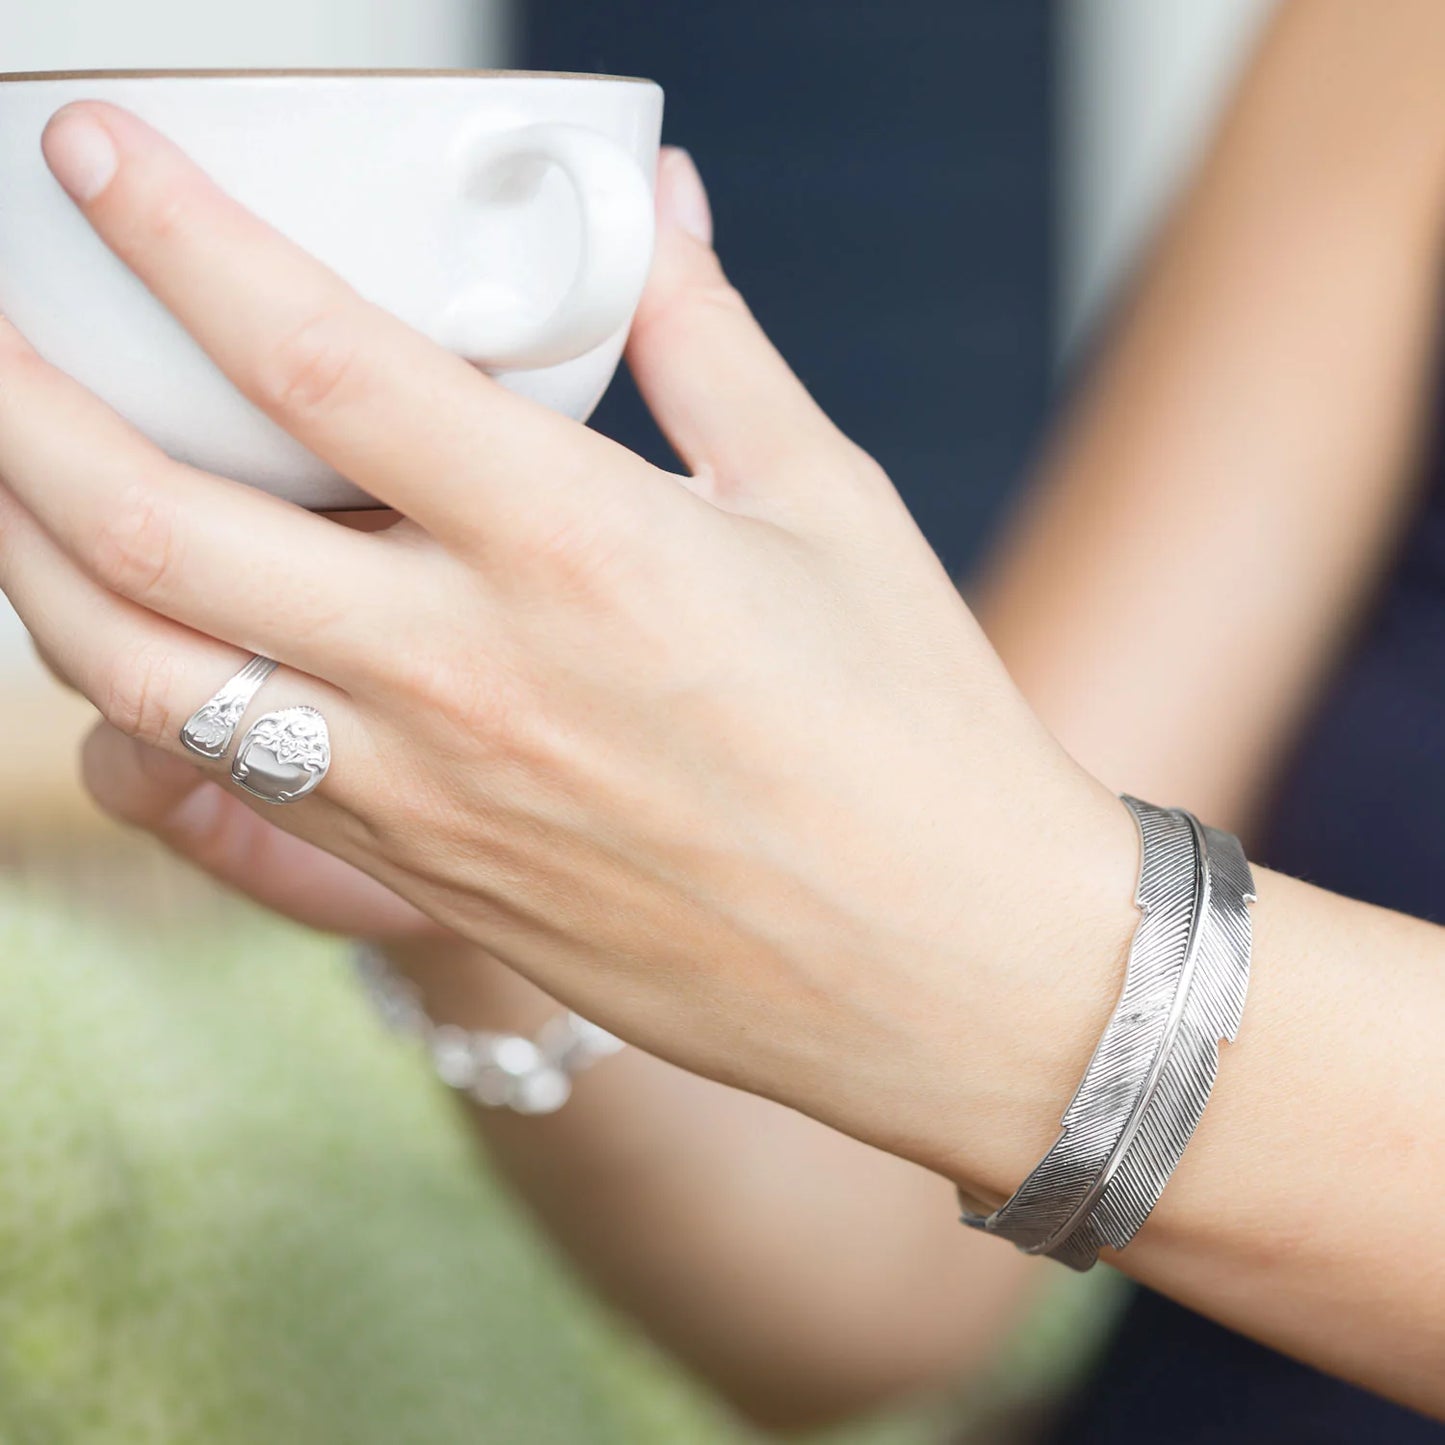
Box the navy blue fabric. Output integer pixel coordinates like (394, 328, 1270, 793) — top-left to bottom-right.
(520, 0, 1053, 576)
(521, 3, 1442, 1438)
(1262, 491, 1445, 923)
(1052, 1282, 1442, 1443)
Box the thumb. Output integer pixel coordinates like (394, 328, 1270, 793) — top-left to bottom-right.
(627, 147, 849, 496)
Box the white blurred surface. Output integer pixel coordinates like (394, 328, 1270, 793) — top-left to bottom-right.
(0, 0, 506, 71)
(0, 0, 514, 676)
(1058, 0, 1277, 357)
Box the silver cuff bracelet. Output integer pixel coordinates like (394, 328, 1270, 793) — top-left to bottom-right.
(959, 795, 1256, 1270)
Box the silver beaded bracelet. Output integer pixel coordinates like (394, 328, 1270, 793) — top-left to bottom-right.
(351, 942, 626, 1115)
(959, 794, 1256, 1270)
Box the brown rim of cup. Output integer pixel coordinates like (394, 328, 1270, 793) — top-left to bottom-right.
(0, 68, 656, 86)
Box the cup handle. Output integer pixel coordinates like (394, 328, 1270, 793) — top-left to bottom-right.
(439, 122, 656, 372)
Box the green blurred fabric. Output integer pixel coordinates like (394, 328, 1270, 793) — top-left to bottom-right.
(0, 877, 1117, 1443)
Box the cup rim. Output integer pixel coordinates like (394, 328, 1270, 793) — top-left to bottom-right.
(0, 67, 656, 87)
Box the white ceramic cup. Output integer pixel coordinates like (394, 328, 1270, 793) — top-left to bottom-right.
(0, 70, 664, 508)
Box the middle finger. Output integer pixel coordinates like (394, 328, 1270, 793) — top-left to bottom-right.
(0, 319, 421, 686)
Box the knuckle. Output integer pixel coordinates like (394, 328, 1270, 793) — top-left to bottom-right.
(512, 509, 630, 604)
(0, 339, 51, 388)
(136, 187, 196, 250)
(675, 239, 739, 303)
(630, 251, 750, 351)
(381, 638, 537, 763)
(396, 649, 519, 739)
(688, 272, 751, 324)
(90, 483, 181, 602)
(0, 345, 58, 426)
(638, 270, 750, 348)
(257, 306, 364, 416)
(29, 637, 72, 692)
(100, 642, 178, 746)
(824, 442, 894, 507)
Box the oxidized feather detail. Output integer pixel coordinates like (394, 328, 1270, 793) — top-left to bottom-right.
(958, 797, 1256, 1271)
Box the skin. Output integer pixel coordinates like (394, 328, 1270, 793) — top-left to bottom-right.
(4, 0, 1445, 1425)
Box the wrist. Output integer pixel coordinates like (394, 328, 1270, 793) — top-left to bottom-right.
(835, 778, 1140, 1205)
(380, 935, 560, 1036)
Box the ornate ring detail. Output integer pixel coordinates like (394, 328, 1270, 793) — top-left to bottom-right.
(180, 655, 278, 760)
(231, 706, 332, 805)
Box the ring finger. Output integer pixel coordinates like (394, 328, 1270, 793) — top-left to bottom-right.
(0, 484, 371, 805)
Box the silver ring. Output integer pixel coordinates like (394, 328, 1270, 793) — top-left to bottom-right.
(231, 706, 332, 805)
(181, 654, 279, 759)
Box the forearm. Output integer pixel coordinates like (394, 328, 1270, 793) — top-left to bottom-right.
(1132, 870, 1445, 1409)
(956, 6, 1445, 1401)
(395, 935, 1038, 1429)
(977, 0, 1445, 833)
(926, 817, 1445, 1418)
(430, 800, 1445, 1418)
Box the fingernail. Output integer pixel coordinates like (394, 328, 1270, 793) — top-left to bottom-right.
(658, 147, 713, 247)
(43, 107, 117, 203)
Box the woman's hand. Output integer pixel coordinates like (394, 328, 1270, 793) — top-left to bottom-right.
(9, 97, 1445, 1419)
(0, 103, 1133, 1191)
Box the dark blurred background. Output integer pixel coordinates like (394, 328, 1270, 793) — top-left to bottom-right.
(522, 1, 1054, 577)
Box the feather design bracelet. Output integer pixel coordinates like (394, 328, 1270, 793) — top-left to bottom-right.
(959, 795, 1256, 1270)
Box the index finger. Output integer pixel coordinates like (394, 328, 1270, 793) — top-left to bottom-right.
(40, 101, 662, 551)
